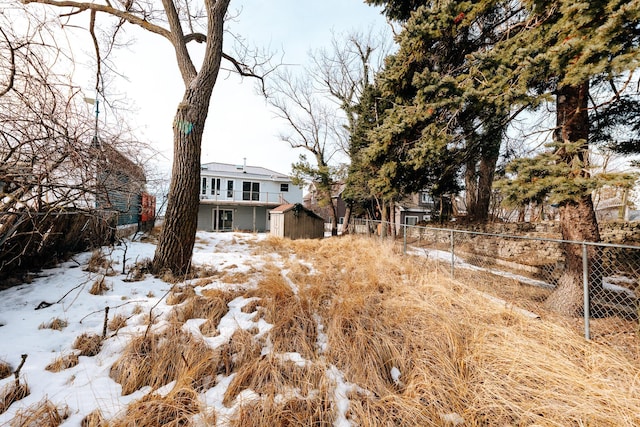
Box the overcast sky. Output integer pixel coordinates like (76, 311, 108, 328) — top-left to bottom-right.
(92, 0, 390, 176)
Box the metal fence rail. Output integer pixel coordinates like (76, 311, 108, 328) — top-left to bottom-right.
(351, 219, 640, 341)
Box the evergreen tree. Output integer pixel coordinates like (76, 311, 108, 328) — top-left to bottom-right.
(482, 0, 640, 315)
(361, 1, 517, 222)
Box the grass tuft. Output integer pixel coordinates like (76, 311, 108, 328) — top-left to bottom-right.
(8, 398, 68, 427)
(0, 381, 29, 415)
(72, 333, 102, 357)
(81, 409, 105, 427)
(89, 276, 110, 295)
(39, 318, 68, 331)
(45, 354, 79, 372)
(0, 361, 12, 379)
(165, 285, 196, 305)
(111, 386, 202, 427)
(109, 325, 221, 395)
(107, 313, 128, 332)
(85, 249, 109, 273)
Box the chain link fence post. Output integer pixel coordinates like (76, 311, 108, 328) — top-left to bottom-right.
(583, 243, 590, 340)
(450, 229, 455, 278)
(403, 223, 407, 255)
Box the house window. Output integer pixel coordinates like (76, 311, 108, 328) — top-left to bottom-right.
(227, 180, 234, 198)
(242, 181, 260, 201)
(420, 192, 432, 204)
(280, 183, 289, 192)
(201, 177, 207, 195)
(405, 216, 419, 226)
(211, 178, 221, 196)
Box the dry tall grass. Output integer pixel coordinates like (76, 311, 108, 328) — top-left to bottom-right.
(109, 324, 222, 395)
(249, 235, 640, 425)
(7, 398, 68, 427)
(7, 234, 640, 426)
(0, 381, 29, 415)
(0, 361, 10, 379)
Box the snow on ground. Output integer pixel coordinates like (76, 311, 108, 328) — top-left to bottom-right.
(408, 245, 638, 297)
(0, 231, 356, 426)
(1, 231, 634, 425)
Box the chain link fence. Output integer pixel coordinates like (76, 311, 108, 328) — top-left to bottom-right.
(351, 219, 640, 342)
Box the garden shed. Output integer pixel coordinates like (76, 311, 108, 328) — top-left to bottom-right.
(270, 203, 325, 240)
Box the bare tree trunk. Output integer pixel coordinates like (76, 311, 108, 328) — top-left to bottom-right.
(465, 158, 478, 220)
(152, 89, 208, 274)
(329, 198, 339, 236)
(380, 199, 388, 238)
(545, 81, 601, 316)
(341, 204, 352, 235)
(152, 0, 230, 275)
(476, 152, 498, 222)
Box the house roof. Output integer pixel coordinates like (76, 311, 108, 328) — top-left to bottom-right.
(102, 144, 146, 183)
(201, 162, 290, 181)
(271, 203, 325, 220)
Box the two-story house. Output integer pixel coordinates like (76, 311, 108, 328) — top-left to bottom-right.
(197, 161, 303, 232)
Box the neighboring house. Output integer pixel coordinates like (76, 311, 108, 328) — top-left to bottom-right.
(270, 203, 324, 239)
(197, 161, 303, 232)
(96, 144, 152, 227)
(394, 190, 436, 226)
(303, 182, 347, 227)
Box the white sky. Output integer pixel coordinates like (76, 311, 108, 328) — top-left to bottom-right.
(83, 0, 389, 176)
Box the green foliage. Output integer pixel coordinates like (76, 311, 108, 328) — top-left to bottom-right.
(363, 0, 426, 21)
(496, 141, 638, 207)
(361, 0, 640, 222)
(355, 1, 512, 212)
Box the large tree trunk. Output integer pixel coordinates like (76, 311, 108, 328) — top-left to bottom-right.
(545, 81, 601, 316)
(152, 0, 230, 275)
(341, 204, 352, 235)
(464, 158, 478, 219)
(152, 90, 208, 275)
(476, 145, 499, 223)
(329, 200, 339, 236)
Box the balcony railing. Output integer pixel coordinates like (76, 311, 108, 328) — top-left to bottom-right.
(199, 190, 289, 205)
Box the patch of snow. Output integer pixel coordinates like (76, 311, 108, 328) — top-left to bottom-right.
(390, 366, 401, 385)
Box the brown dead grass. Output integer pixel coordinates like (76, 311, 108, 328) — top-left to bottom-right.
(73, 333, 102, 357)
(165, 285, 196, 305)
(0, 381, 29, 415)
(109, 324, 221, 395)
(39, 317, 68, 331)
(231, 393, 334, 427)
(111, 386, 202, 427)
(45, 354, 79, 372)
(11, 234, 640, 425)
(217, 329, 262, 377)
(86, 249, 109, 273)
(89, 276, 110, 295)
(81, 409, 105, 427)
(107, 313, 128, 332)
(223, 353, 327, 407)
(250, 235, 640, 425)
(244, 264, 318, 360)
(0, 361, 10, 379)
(8, 398, 68, 427)
(169, 288, 238, 327)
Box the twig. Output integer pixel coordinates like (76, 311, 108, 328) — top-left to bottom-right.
(14, 354, 27, 386)
(79, 299, 146, 323)
(102, 306, 110, 338)
(143, 285, 177, 339)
